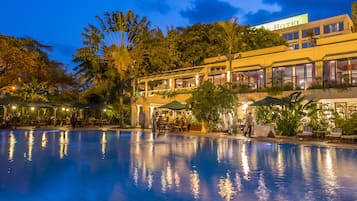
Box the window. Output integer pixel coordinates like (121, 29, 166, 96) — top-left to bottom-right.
(283, 31, 299, 40)
(175, 77, 196, 89)
(302, 27, 320, 38)
(289, 44, 299, 50)
(302, 42, 314, 48)
(272, 66, 293, 88)
(323, 59, 350, 87)
(232, 69, 265, 89)
(295, 63, 315, 89)
(323, 22, 344, 34)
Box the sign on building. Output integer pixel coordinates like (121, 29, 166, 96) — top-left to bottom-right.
(254, 13, 309, 31)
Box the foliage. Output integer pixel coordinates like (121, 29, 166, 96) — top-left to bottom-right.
(0, 34, 77, 103)
(254, 106, 277, 124)
(274, 92, 318, 136)
(186, 81, 237, 131)
(334, 112, 357, 135)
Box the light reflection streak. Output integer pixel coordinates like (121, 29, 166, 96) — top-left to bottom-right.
(174, 171, 180, 190)
(218, 172, 236, 201)
(235, 173, 242, 193)
(59, 131, 69, 159)
(276, 146, 285, 178)
(41, 132, 47, 149)
(101, 131, 107, 157)
(255, 173, 270, 201)
(161, 170, 167, 193)
(241, 143, 250, 180)
(217, 139, 233, 163)
(147, 171, 153, 190)
(133, 167, 139, 186)
(8, 132, 16, 161)
(166, 162, 173, 189)
(299, 145, 311, 182)
(322, 148, 337, 197)
(27, 131, 34, 161)
(190, 170, 200, 199)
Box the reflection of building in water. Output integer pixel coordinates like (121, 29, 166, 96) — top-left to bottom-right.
(216, 138, 234, 162)
(255, 173, 270, 201)
(218, 172, 236, 201)
(240, 142, 251, 180)
(101, 131, 107, 157)
(317, 148, 337, 198)
(8, 131, 16, 161)
(299, 145, 311, 182)
(129, 133, 198, 191)
(190, 170, 200, 200)
(41, 132, 48, 149)
(59, 131, 69, 159)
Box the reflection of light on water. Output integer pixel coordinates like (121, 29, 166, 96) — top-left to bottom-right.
(147, 171, 153, 190)
(8, 132, 16, 161)
(133, 167, 139, 186)
(190, 170, 200, 199)
(41, 132, 47, 149)
(235, 173, 242, 192)
(255, 173, 270, 201)
(217, 139, 233, 163)
(101, 131, 107, 157)
(59, 131, 69, 159)
(321, 149, 337, 197)
(161, 170, 167, 193)
(241, 143, 250, 180)
(166, 162, 173, 189)
(218, 172, 236, 201)
(299, 145, 311, 181)
(27, 131, 34, 161)
(174, 171, 180, 190)
(160, 162, 181, 192)
(276, 146, 285, 177)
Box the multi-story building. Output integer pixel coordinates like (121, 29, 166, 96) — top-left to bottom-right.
(131, 14, 357, 128)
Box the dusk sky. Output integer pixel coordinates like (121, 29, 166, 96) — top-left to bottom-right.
(0, 0, 355, 71)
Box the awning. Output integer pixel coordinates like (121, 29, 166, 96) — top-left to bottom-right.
(250, 96, 289, 106)
(158, 100, 186, 110)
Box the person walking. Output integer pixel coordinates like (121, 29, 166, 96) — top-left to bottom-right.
(244, 112, 253, 137)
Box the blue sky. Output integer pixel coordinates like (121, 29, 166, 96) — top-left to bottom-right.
(0, 0, 355, 71)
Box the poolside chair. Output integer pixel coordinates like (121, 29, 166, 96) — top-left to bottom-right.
(297, 126, 313, 140)
(341, 135, 357, 143)
(326, 128, 342, 142)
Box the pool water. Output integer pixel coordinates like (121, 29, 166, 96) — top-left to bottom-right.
(1, 130, 357, 201)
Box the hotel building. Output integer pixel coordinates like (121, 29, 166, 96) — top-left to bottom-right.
(131, 14, 357, 128)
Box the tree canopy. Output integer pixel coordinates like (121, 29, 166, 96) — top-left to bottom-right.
(0, 35, 76, 103)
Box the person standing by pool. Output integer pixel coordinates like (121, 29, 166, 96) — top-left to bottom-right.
(244, 112, 253, 137)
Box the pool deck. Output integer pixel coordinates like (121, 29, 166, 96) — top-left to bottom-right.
(6, 125, 357, 150)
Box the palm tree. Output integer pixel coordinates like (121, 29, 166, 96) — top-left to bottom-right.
(74, 10, 150, 127)
(217, 17, 240, 83)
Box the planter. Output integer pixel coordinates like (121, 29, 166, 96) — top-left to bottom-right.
(189, 124, 202, 131)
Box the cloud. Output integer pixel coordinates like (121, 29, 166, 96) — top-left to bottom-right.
(134, 0, 172, 15)
(244, 0, 353, 26)
(180, 0, 240, 24)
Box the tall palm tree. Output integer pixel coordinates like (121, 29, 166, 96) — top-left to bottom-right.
(74, 10, 150, 127)
(217, 17, 240, 83)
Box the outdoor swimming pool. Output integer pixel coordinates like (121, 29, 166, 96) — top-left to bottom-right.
(0, 129, 357, 201)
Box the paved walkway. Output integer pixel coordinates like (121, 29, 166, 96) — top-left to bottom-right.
(9, 125, 357, 150)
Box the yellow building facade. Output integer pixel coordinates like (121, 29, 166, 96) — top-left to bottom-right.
(131, 16, 357, 128)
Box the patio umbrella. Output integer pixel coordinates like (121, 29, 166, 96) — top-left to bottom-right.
(250, 96, 289, 106)
(158, 100, 186, 110)
(27, 102, 54, 108)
